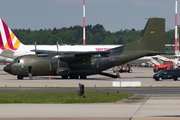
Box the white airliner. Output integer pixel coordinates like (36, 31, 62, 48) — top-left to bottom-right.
(0, 18, 151, 66)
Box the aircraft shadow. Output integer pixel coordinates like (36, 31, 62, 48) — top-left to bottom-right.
(119, 77, 153, 79)
(23, 76, 116, 81)
(152, 115, 180, 117)
(0, 73, 9, 75)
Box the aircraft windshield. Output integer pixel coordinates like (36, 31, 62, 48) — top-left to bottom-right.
(13, 58, 24, 64)
(13, 57, 20, 63)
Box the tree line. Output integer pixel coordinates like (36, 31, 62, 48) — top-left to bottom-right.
(12, 24, 176, 50)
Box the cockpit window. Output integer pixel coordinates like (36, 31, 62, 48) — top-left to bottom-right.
(20, 60, 24, 63)
(13, 57, 19, 63)
(17, 59, 24, 63)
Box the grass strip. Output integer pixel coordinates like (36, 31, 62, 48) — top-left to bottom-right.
(0, 91, 133, 103)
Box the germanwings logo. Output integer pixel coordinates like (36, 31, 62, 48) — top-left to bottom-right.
(0, 19, 20, 51)
(95, 48, 111, 51)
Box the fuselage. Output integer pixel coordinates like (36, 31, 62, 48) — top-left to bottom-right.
(4, 50, 149, 78)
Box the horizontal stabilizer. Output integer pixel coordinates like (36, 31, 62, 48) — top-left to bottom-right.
(0, 49, 15, 59)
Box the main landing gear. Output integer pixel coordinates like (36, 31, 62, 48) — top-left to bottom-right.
(127, 64, 133, 73)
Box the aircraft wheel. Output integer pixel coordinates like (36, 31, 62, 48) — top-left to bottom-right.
(80, 75, 87, 79)
(17, 75, 23, 80)
(174, 78, 178, 81)
(62, 76, 68, 79)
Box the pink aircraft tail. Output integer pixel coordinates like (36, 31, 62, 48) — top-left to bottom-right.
(0, 18, 20, 51)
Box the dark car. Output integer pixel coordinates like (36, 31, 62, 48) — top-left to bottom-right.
(153, 69, 180, 81)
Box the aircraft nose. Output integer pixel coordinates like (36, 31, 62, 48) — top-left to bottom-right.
(4, 64, 11, 74)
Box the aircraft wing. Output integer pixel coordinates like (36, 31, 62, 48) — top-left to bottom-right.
(32, 49, 112, 62)
(71, 51, 111, 56)
(57, 51, 112, 62)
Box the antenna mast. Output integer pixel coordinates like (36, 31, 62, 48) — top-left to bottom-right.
(175, 0, 179, 55)
(83, 0, 85, 46)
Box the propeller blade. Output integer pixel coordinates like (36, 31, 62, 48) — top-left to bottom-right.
(57, 42, 58, 54)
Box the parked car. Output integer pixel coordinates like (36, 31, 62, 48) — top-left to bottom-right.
(153, 69, 180, 81)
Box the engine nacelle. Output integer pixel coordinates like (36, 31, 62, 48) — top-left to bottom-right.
(57, 69, 95, 76)
(59, 54, 76, 62)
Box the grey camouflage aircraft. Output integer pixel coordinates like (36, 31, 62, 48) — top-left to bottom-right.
(4, 18, 165, 79)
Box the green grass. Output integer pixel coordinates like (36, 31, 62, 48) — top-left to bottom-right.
(0, 92, 133, 103)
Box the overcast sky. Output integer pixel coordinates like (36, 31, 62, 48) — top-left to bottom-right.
(0, 0, 179, 32)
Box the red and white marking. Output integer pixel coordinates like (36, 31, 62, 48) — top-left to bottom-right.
(83, 0, 85, 46)
(175, 0, 179, 55)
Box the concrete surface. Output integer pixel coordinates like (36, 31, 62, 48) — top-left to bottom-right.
(0, 96, 179, 119)
(1, 65, 180, 88)
(1, 65, 180, 119)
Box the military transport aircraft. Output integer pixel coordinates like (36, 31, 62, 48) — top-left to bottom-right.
(0, 18, 151, 72)
(4, 18, 165, 79)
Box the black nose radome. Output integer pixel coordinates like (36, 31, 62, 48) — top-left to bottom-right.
(4, 64, 11, 74)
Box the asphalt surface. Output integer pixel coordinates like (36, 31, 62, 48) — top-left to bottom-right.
(1, 88, 180, 94)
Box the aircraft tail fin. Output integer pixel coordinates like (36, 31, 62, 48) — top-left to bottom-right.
(123, 18, 165, 54)
(0, 18, 22, 51)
